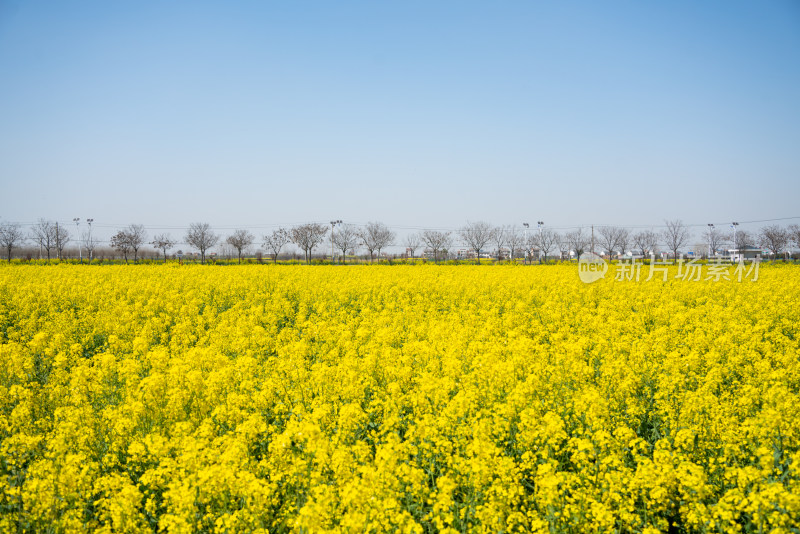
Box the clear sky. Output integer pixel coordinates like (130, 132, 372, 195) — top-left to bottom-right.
(1, 1, 799, 245)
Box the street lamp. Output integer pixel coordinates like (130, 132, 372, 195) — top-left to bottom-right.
(523, 223, 529, 263)
(73, 218, 81, 263)
(330, 220, 342, 262)
(86, 219, 94, 262)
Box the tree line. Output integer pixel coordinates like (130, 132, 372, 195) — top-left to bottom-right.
(1, 218, 799, 263)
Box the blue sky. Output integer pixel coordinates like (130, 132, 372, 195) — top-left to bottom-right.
(1, 1, 798, 244)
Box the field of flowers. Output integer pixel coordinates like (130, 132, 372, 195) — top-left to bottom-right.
(1, 263, 798, 533)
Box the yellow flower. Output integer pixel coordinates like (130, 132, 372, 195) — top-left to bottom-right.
(0, 263, 798, 531)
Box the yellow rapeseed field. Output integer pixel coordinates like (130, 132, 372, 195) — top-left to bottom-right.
(0, 263, 798, 533)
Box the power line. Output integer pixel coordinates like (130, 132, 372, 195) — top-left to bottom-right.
(5, 215, 800, 234)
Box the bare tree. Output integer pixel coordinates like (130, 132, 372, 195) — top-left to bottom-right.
(492, 225, 508, 260)
(0, 222, 25, 262)
(421, 229, 452, 262)
(734, 230, 755, 259)
(459, 221, 494, 263)
(403, 233, 422, 259)
(55, 225, 70, 260)
(263, 227, 291, 263)
(359, 221, 395, 262)
(662, 220, 691, 262)
(759, 225, 789, 260)
(557, 235, 571, 260)
(151, 233, 176, 263)
(110, 231, 132, 262)
(534, 228, 560, 262)
(506, 226, 524, 261)
(291, 223, 329, 263)
(110, 225, 146, 262)
(597, 226, 616, 257)
(226, 229, 254, 264)
(30, 219, 57, 260)
(788, 225, 800, 253)
(82, 230, 98, 262)
(524, 233, 539, 263)
(632, 230, 659, 257)
(332, 224, 360, 263)
(701, 226, 731, 258)
(598, 226, 629, 259)
(123, 224, 147, 262)
(565, 228, 590, 258)
(616, 229, 631, 257)
(185, 222, 220, 264)
(440, 232, 454, 260)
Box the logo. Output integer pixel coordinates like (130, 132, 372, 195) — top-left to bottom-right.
(578, 252, 607, 283)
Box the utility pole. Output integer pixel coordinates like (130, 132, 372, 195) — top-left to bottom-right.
(74, 218, 81, 263)
(707, 223, 714, 258)
(731, 222, 739, 261)
(591, 225, 595, 255)
(330, 219, 342, 263)
(523, 223, 529, 264)
(56, 221, 60, 260)
(87, 219, 94, 261)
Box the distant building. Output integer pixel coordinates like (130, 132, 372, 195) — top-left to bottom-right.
(728, 246, 762, 262)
